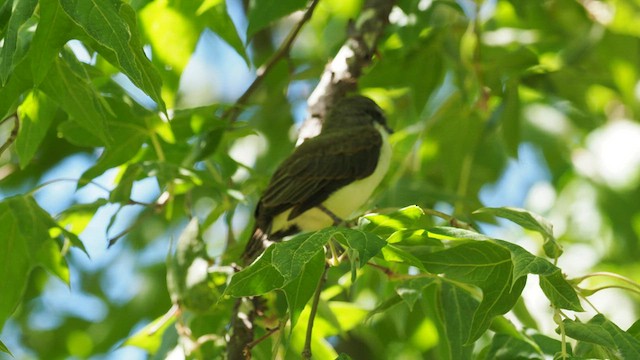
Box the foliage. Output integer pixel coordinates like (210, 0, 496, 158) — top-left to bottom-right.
(1, 0, 640, 359)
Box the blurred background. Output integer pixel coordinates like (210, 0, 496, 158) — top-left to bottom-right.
(1, 0, 639, 358)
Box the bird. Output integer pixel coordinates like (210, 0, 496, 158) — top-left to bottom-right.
(241, 95, 393, 264)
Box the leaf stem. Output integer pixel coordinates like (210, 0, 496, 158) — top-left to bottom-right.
(580, 284, 640, 297)
(302, 262, 329, 359)
(554, 309, 568, 360)
(422, 207, 474, 229)
(149, 128, 166, 162)
(27, 177, 112, 196)
(573, 271, 640, 291)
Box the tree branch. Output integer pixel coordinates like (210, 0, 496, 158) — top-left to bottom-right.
(227, 0, 397, 357)
(190, 0, 321, 163)
(0, 112, 19, 157)
(297, 0, 397, 144)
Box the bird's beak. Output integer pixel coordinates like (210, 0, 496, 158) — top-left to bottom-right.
(384, 124, 394, 134)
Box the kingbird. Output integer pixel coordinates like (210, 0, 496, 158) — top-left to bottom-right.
(242, 96, 392, 264)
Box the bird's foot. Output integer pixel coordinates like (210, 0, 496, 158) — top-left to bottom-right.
(317, 204, 343, 226)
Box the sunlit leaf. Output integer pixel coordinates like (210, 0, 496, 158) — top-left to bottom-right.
(380, 244, 427, 270)
(139, 1, 200, 75)
(16, 91, 58, 168)
(123, 311, 177, 352)
(57, 199, 108, 238)
(427, 226, 492, 241)
(360, 205, 425, 237)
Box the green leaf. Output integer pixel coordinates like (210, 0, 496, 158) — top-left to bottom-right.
(123, 311, 176, 353)
(482, 333, 544, 360)
(138, 0, 200, 74)
(0, 195, 70, 331)
(57, 199, 107, 239)
(473, 207, 562, 258)
(539, 269, 584, 312)
(16, 91, 57, 168)
(79, 114, 149, 183)
(59, 0, 165, 110)
(282, 250, 325, 329)
(29, 0, 75, 84)
(0, 58, 32, 119)
(498, 78, 521, 158)
(0, 339, 12, 356)
(335, 353, 353, 360)
(366, 293, 404, 322)
(439, 282, 477, 360)
(246, 0, 308, 38)
(109, 164, 143, 203)
(334, 228, 387, 268)
(386, 228, 442, 246)
(493, 240, 556, 286)
(422, 241, 526, 342)
(563, 314, 640, 359)
(196, 0, 249, 66)
(360, 205, 425, 238)
(427, 226, 493, 241)
(40, 57, 111, 145)
(380, 244, 427, 270)
(628, 320, 640, 340)
(141, 162, 202, 193)
(272, 229, 333, 282)
(395, 277, 435, 310)
(225, 246, 285, 296)
(0, 0, 37, 85)
(226, 229, 334, 297)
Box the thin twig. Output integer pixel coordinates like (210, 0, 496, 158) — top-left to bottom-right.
(107, 209, 155, 248)
(302, 263, 330, 359)
(190, 0, 321, 165)
(0, 112, 19, 157)
(245, 326, 280, 350)
(220, 0, 321, 124)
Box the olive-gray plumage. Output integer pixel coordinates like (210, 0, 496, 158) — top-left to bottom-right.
(242, 96, 392, 264)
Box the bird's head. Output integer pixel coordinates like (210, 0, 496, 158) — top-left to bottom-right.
(323, 95, 393, 134)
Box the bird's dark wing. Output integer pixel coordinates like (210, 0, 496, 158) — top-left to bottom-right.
(255, 125, 382, 230)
